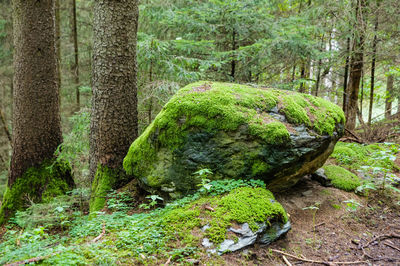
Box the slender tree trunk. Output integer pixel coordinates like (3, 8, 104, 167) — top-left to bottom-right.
(291, 65, 296, 83)
(345, 0, 366, 131)
(368, 16, 379, 125)
(1, 0, 74, 224)
(90, 0, 139, 212)
(299, 63, 306, 93)
(385, 74, 394, 119)
(70, 0, 80, 109)
(343, 37, 350, 114)
(314, 34, 325, 96)
(360, 69, 364, 118)
(230, 29, 236, 80)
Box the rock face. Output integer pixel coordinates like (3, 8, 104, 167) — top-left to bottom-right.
(124, 81, 345, 197)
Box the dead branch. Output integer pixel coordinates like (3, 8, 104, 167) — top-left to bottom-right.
(270, 249, 366, 265)
(92, 222, 106, 243)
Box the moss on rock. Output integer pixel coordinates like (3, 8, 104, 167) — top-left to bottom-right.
(322, 165, 361, 191)
(162, 186, 288, 245)
(124, 81, 345, 195)
(0, 160, 74, 225)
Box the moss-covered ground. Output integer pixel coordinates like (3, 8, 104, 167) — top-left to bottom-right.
(322, 141, 399, 193)
(0, 180, 289, 265)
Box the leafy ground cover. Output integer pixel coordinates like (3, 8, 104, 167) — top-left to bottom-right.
(1, 136, 400, 265)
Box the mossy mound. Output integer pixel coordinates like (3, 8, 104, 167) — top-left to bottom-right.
(331, 142, 398, 171)
(0, 160, 74, 225)
(162, 186, 289, 250)
(322, 165, 361, 191)
(124, 81, 345, 196)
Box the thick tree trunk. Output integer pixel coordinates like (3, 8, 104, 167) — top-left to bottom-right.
(385, 74, 394, 119)
(70, 0, 80, 109)
(90, 0, 139, 212)
(1, 0, 74, 224)
(345, 0, 365, 131)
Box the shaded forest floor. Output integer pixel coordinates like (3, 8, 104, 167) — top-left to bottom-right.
(1, 141, 400, 265)
(226, 176, 400, 265)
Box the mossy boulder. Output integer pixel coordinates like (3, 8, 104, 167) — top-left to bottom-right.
(124, 81, 345, 197)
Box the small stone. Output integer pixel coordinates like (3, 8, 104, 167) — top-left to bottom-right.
(311, 168, 332, 187)
(302, 190, 313, 197)
(202, 238, 213, 248)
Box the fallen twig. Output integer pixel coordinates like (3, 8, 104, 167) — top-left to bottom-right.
(164, 256, 172, 265)
(270, 249, 367, 265)
(364, 233, 400, 248)
(384, 242, 400, 253)
(204, 205, 215, 212)
(92, 222, 106, 243)
(282, 255, 293, 266)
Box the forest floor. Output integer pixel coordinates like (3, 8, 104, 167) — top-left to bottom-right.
(226, 175, 400, 265)
(1, 143, 400, 265)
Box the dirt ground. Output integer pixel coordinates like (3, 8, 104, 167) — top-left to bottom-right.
(224, 176, 400, 265)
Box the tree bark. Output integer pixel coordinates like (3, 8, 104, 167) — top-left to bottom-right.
(343, 37, 351, 114)
(70, 0, 80, 109)
(55, 0, 61, 94)
(230, 29, 236, 80)
(1, 0, 74, 224)
(90, 0, 139, 212)
(368, 15, 379, 125)
(345, 0, 366, 131)
(385, 74, 394, 119)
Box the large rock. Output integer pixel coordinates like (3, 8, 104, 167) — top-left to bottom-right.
(124, 81, 344, 197)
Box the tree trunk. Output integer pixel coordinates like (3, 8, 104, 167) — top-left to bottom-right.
(230, 29, 236, 80)
(368, 16, 379, 125)
(343, 37, 350, 114)
(70, 0, 80, 109)
(385, 74, 394, 119)
(55, 0, 61, 93)
(90, 0, 139, 212)
(0, 0, 74, 225)
(299, 63, 306, 93)
(345, 0, 366, 131)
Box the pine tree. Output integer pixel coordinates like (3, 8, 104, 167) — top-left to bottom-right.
(89, 0, 139, 212)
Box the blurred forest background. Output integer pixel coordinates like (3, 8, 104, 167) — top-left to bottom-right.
(1, 0, 400, 189)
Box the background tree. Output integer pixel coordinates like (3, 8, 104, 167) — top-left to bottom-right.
(0, 0, 74, 224)
(89, 0, 139, 212)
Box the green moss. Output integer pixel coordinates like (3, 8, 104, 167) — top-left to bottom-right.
(90, 165, 121, 213)
(124, 81, 345, 183)
(323, 165, 361, 192)
(162, 187, 288, 245)
(330, 142, 398, 171)
(281, 93, 311, 126)
(0, 160, 74, 225)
